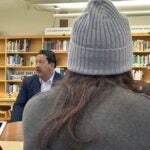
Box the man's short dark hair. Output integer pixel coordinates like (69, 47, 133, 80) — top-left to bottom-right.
(38, 50, 56, 67)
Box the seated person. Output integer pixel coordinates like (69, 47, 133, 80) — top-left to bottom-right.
(23, 0, 150, 150)
(11, 50, 62, 122)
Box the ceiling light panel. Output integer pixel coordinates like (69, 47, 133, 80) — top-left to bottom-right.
(28, 0, 88, 4)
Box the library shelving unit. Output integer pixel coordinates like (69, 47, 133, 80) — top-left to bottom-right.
(0, 37, 6, 94)
(43, 35, 70, 68)
(0, 34, 69, 120)
(132, 33, 150, 83)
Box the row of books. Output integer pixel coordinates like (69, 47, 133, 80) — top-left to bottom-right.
(7, 84, 20, 95)
(44, 40, 69, 51)
(7, 39, 31, 52)
(7, 55, 23, 66)
(7, 70, 35, 80)
(132, 70, 143, 81)
(7, 68, 65, 81)
(133, 54, 150, 66)
(133, 40, 150, 51)
(55, 68, 66, 76)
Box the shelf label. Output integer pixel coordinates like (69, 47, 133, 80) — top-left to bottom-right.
(45, 27, 72, 35)
(131, 25, 150, 33)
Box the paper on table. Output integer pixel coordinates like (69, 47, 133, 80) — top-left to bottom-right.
(0, 122, 7, 135)
(0, 141, 23, 150)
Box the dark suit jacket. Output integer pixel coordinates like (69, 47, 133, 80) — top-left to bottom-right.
(143, 83, 150, 96)
(11, 71, 62, 122)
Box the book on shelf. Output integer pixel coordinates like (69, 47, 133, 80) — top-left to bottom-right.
(7, 70, 13, 80)
(7, 84, 20, 95)
(7, 55, 23, 66)
(132, 69, 143, 81)
(44, 40, 69, 51)
(7, 70, 35, 80)
(133, 54, 150, 67)
(29, 56, 36, 66)
(7, 39, 31, 52)
(55, 68, 66, 76)
(133, 40, 150, 51)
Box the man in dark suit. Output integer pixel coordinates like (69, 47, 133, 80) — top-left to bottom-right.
(11, 50, 62, 122)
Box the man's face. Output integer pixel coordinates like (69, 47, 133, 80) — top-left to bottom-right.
(35, 54, 54, 79)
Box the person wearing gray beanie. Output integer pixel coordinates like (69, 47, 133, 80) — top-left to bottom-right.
(68, 0, 133, 75)
(23, 0, 150, 150)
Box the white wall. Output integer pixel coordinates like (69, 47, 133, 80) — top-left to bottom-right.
(129, 16, 150, 25)
(0, 0, 55, 35)
(67, 16, 150, 27)
(51, 16, 150, 28)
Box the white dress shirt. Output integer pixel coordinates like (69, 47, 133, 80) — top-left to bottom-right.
(39, 71, 55, 92)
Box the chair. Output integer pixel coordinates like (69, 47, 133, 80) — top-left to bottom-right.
(0, 105, 11, 121)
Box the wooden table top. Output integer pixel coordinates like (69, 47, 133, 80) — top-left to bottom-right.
(0, 121, 23, 141)
(0, 141, 23, 150)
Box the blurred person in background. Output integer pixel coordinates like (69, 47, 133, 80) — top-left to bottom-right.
(23, 0, 150, 150)
(11, 50, 62, 122)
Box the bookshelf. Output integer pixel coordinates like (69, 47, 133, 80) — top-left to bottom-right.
(0, 33, 150, 95)
(0, 37, 6, 94)
(0, 35, 69, 118)
(132, 33, 150, 82)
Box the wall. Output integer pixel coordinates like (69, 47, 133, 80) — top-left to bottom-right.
(129, 16, 150, 25)
(66, 16, 150, 27)
(0, 0, 55, 35)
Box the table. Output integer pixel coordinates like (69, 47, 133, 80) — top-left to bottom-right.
(0, 98, 16, 120)
(0, 141, 23, 150)
(0, 121, 23, 141)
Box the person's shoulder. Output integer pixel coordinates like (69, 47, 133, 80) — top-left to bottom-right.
(142, 83, 150, 96)
(22, 85, 64, 150)
(114, 86, 150, 108)
(54, 71, 63, 80)
(23, 85, 63, 120)
(117, 86, 150, 98)
(23, 74, 39, 84)
(88, 86, 150, 130)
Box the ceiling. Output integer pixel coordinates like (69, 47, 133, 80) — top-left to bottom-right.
(23, 0, 150, 17)
(0, 0, 150, 17)
(26, 0, 88, 4)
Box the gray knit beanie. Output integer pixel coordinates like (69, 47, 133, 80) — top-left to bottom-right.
(68, 0, 133, 75)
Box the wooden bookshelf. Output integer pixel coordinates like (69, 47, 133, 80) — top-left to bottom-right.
(7, 52, 38, 55)
(0, 33, 149, 95)
(0, 33, 149, 88)
(0, 34, 70, 120)
(0, 34, 69, 104)
(132, 33, 150, 82)
(0, 98, 16, 105)
(0, 33, 149, 121)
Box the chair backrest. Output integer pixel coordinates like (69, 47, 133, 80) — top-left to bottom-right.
(0, 105, 11, 121)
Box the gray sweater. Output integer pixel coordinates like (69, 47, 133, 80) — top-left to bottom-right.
(23, 86, 150, 150)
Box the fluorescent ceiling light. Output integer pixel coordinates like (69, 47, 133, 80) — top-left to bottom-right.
(113, 0, 150, 6)
(28, 0, 88, 4)
(53, 10, 150, 18)
(37, 2, 87, 9)
(37, 0, 150, 9)
(30, 0, 150, 17)
(53, 13, 82, 18)
(123, 10, 150, 16)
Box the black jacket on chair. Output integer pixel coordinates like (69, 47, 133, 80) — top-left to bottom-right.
(11, 72, 62, 122)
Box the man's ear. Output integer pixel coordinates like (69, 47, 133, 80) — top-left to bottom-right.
(49, 63, 55, 68)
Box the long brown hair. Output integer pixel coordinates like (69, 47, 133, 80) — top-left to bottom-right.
(38, 70, 140, 149)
